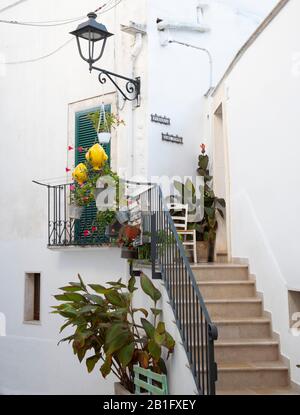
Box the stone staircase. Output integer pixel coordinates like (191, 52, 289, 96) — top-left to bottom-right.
(191, 262, 300, 395)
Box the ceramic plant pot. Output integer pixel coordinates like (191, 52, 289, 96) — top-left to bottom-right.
(98, 132, 111, 144)
(69, 205, 84, 220)
(116, 210, 130, 225)
(114, 382, 133, 395)
(196, 241, 209, 263)
(121, 247, 138, 259)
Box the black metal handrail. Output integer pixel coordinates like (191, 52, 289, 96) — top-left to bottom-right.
(142, 183, 218, 395)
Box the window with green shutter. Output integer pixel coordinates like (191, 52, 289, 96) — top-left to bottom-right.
(75, 105, 111, 245)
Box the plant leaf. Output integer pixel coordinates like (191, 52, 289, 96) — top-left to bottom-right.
(100, 356, 112, 378)
(88, 284, 107, 294)
(150, 308, 162, 317)
(128, 275, 137, 293)
(138, 351, 149, 369)
(156, 322, 165, 335)
(141, 318, 155, 339)
(140, 273, 161, 302)
(105, 290, 128, 308)
(59, 286, 83, 292)
(157, 357, 167, 374)
(117, 343, 135, 367)
(148, 339, 161, 361)
(86, 354, 101, 373)
(55, 293, 86, 303)
(132, 308, 148, 317)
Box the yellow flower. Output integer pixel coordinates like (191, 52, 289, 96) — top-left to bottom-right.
(85, 143, 108, 171)
(72, 163, 88, 185)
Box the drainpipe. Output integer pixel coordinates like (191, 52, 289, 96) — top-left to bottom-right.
(130, 32, 143, 177)
(157, 19, 209, 33)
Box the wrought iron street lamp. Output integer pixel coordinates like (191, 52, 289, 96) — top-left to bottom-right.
(70, 12, 141, 102)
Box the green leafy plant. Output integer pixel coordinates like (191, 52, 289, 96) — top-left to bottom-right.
(70, 162, 120, 210)
(96, 209, 117, 230)
(196, 144, 226, 244)
(88, 111, 125, 134)
(52, 273, 175, 393)
(138, 243, 151, 261)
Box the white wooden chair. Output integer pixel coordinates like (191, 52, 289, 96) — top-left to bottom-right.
(167, 203, 197, 263)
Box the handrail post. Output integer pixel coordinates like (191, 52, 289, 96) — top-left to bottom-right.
(208, 323, 218, 395)
(151, 212, 161, 279)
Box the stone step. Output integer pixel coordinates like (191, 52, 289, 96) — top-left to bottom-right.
(198, 280, 256, 299)
(217, 386, 300, 395)
(213, 317, 271, 339)
(190, 339, 279, 363)
(192, 263, 249, 281)
(214, 338, 279, 363)
(205, 298, 263, 318)
(215, 361, 289, 390)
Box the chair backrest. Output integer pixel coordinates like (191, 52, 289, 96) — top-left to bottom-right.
(133, 365, 168, 395)
(167, 203, 188, 230)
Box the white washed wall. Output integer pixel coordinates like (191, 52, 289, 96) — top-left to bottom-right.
(0, 0, 276, 394)
(0, 0, 143, 395)
(215, 0, 300, 385)
(146, 0, 276, 180)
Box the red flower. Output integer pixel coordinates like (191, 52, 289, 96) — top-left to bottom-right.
(83, 230, 90, 237)
(78, 146, 84, 153)
(68, 145, 73, 151)
(91, 226, 97, 233)
(65, 167, 71, 172)
(69, 184, 75, 191)
(200, 143, 206, 154)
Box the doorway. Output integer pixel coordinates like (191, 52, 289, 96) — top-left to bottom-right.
(212, 103, 231, 261)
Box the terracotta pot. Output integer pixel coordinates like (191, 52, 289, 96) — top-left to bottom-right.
(114, 382, 133, 395)
(196, 240, 216, 263)
(196, 241, 209, 263)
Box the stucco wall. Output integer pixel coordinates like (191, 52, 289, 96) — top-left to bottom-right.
(0, 0, 278, 394)
(212, 0, 300, 385)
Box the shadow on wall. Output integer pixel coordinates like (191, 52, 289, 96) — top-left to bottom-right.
(231, 189, 300, 385)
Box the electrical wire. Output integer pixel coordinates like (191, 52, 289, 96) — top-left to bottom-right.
(1, 0, 124, 65)
(4, 37, 74, 64)
(0, 0, 29, 14)
(0, 0, 121, 27)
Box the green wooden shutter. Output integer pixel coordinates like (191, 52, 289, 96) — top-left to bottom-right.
(75, 105, 111, 245)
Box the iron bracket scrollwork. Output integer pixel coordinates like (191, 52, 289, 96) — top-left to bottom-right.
(91, 65, 140, 104)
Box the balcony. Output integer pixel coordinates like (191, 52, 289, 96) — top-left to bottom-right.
(35, 181, 153, 248)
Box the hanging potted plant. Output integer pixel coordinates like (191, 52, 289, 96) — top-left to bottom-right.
(87, 104, 125, 145)
(53, 273, 175, 395)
